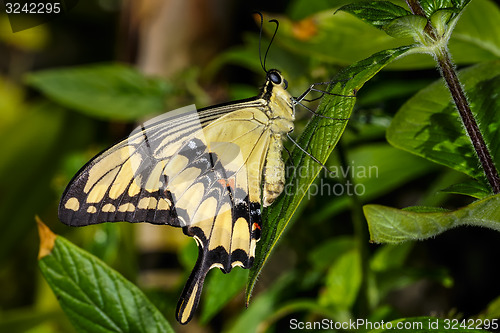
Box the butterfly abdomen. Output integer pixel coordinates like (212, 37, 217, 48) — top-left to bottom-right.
(262, 133, 286, 207)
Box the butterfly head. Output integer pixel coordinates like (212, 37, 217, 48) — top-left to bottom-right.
(267, 69, 288, 90)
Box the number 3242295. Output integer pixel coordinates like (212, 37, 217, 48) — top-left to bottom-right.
(444, 318, 498, 330)
(5, 2, 61, 14)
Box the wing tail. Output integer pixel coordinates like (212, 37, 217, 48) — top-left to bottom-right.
(176, 246, 209, 325)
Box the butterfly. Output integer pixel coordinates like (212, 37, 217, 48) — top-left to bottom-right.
(57, 65, 307, 323)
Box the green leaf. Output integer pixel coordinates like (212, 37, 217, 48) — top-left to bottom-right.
(246, 45, 414, 303)
(387, 60, 500, 182)
(419, 0, 470, 17)
(365, 193, 500, 243)
(481, 295, 500, 319)
(368, 316, 488, 332)
(402, 206, 450, 213)
(201, 268, 248, 323)
(440, 180, 491, 199)
(310, 143, 437, 222)
(38, 225, 174, 333)
(319, 249, 361, 316)
(26, 63, 173, 121)
(449, 0, 500, 64)
(338, 1, 411, 29)
(225, 274, 294, 333)
(383, 15, 427, 39)
(308, 236, 355, 271)
(370, 242, 414, 272)
(430, 9, 456, 36)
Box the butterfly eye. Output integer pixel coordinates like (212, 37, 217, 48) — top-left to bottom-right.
(269, 71, 282, 85)
(283, 79, 288, 90)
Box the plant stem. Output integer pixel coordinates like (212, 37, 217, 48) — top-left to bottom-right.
(437, 52, 500, 193)
(405, 0, 500, 194)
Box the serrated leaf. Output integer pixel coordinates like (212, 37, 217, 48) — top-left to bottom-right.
(387, 60, 500, 183)
(383, 15, 427, 39)
(26, 63, 173, 121)
(339, 1, 411, 29)
(246, 45, 414, 303)
(37, 221, 174, 333)
(365, 193, 500, 243)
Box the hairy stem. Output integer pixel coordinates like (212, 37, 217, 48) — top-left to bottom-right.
(437, 51, 500, 193)
(405, 0, 500, 194)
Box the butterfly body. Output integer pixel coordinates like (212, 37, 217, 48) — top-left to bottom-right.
(59, 69, 294, 324)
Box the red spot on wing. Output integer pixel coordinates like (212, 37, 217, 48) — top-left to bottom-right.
(217, 178, 236, 191)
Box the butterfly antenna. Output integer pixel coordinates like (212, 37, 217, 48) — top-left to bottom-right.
(286, 133, 335, 176)
(256, 12, 267, 73)
(263, 19, 279, 72)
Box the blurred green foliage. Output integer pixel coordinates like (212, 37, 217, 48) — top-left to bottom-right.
(2, 0, 500, 332)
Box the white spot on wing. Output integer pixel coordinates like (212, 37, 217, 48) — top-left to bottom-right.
(232, 261, 244, 268)
(65, 197, 80, 211)
(138, 197, 157, 209)
(102, 204, 116, 212)
(118, 203, 135, 212)
(210, 263, 224, 270)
